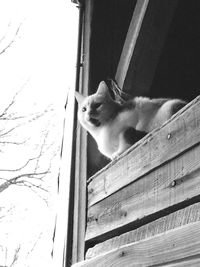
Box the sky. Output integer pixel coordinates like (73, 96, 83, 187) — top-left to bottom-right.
(0, 0, 78, 266)
(0, 0, 78, 108)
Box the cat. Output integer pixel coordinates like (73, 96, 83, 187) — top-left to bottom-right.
(75, 81, 187, 160)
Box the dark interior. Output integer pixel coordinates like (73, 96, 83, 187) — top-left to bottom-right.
(150, 0, 200, 101)
(87, 0, 136, 176)
(89, 0, 137, 94)
(87, 0, 200, 177)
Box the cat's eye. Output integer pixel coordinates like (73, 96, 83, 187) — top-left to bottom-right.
(82, 107, 87, 112)
(93, 103, 102, 109)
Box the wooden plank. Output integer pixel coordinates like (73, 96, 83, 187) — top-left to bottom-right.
(73, 221, 200, 267)
(72, 128, 87, 262)
(165, 258, 200, 267)
(86, 143, 200, 240)
(115, 0, 149, 89)
(88, 95, 200, 207)
(115, 0, 178, 96)
(70, 1, 93, 263)
(86, 202, 200, 259)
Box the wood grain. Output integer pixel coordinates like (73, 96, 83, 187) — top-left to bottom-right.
(86, 202, 200, 259)
(73, 221, 200, 267)
(88, 96, 200, 207)
(70, 0, 93, 263)
(86, 142, 200, 241)
(165, 258, 200, 267)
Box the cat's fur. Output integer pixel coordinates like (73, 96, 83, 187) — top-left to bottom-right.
(75, 81, 187, 159)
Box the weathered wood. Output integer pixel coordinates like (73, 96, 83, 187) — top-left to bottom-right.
(71, 1, 93, 263)
(115, 0, 149, 89)
(165, 258, 200, 267)
(86, 142, 200, 241)
(115, 0, 178, 96)
(73, 221, 200, 267)
(72, 127, 87, 262)
(86, 202, 200, 259)
(88, 95, 200, 207)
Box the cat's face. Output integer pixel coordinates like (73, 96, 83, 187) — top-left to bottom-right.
(75, 81, 120, 130)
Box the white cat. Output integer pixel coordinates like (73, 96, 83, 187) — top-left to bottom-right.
(75, 81, 186, 159)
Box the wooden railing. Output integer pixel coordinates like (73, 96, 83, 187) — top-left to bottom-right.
(73, 95, 200, 266)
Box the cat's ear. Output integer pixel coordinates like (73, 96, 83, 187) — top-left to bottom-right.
(96, 81, 111, 97)
(75, 91, 85, 105)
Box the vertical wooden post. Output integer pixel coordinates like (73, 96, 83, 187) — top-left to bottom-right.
(69, 0, 94, 265)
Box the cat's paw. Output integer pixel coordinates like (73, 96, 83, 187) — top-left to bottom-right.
(111, 152, 120, 161)
(111, 150, 125, 161)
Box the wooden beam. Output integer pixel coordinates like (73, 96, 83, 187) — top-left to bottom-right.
(73, 221, 200, 267)
(86, 202, 200, 259)
(88, 95, 200, 207)
(115, 0, 149, 89)
(86, 143, 200, 240)
(165, 258, 200, 267)
(115, 0, 178, 96)
(70, 0, 93, 263)
(72, 127, 87, 262)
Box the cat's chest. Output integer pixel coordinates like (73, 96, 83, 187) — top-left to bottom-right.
(94, 110, 137, 157)
(95, 125, 119, 157)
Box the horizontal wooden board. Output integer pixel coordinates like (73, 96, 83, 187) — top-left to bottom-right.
(86, 202, 200, 259)
(88, 95, 200, 207)
(86, 143, 200, 240)
(73, 221, 200, 267)
(165, 258, 200, 267)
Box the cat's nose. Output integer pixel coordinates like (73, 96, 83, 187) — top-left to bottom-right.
(88, 110, 97, 118)
(86, 112, 96, 122)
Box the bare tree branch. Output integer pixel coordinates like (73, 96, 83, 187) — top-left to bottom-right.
(0, 140, 27, 145)
(0, 84, 60, 212)
(0, 206, 14, 221)
(0, 90, 21, 119)
(25, 232, 43, 260)
(9, 246, 20, 267)
(0, 154, 40, 172)
(0, 171, 50, 193)
(0, 23, 22, 56)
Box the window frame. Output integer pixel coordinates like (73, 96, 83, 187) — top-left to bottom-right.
(68, 0, 93, 265)
(69, 0, 179, 265)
